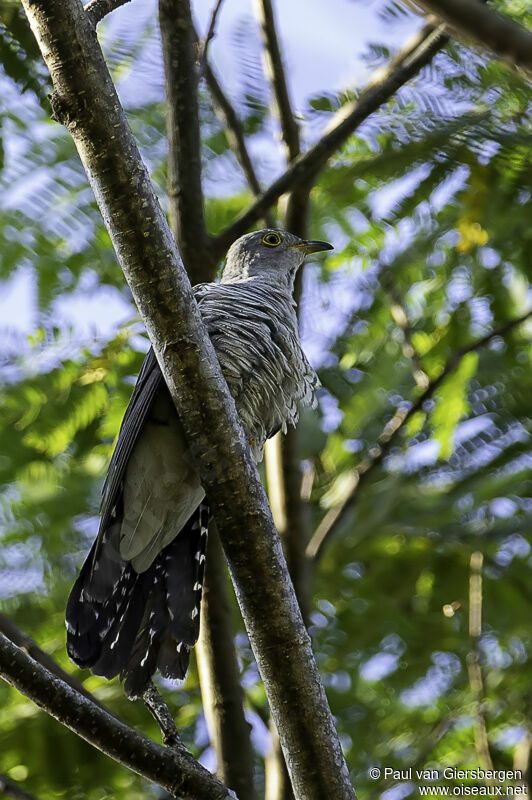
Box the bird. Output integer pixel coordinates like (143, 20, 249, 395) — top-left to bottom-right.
(66, 229, 333, 698)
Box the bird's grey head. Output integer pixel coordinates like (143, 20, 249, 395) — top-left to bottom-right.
(221, 229, 333, 285)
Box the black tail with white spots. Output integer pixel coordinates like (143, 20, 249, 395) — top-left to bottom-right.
(66, 502, 209, 698)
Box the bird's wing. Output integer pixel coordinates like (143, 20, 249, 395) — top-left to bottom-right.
(99, 346, 163, 535)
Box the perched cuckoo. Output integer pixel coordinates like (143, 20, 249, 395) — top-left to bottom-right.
(66, 229, 333, 697)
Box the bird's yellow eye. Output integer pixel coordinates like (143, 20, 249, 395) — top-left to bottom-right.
(262, 232, 282, 247)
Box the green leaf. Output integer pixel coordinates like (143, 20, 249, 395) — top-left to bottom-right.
(431, 352, 479, 459)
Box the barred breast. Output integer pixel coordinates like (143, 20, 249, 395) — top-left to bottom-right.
(195, 276, 318, 460)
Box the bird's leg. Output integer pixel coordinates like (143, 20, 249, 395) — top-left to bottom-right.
(142, 681, 185, 750)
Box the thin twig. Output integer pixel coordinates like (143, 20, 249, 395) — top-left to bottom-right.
(306, 309, 532, 561)
(213, 22, 448, 257)
(380, 269, 429, 389)
(0, 775, 39, 800)
(201, 51, 276, 227)
(84, 0, 130, 26)
(410, 0, 532, 77)
(142, 682, 185, 750)
(466, 551, 496, 781)
(199, 0, 225, 75)
(255, 0, 300, 162)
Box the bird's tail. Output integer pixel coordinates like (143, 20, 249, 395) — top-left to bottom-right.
(66, 501, 209, 698)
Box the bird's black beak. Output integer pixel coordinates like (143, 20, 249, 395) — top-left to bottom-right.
(292, 240, 334, 255)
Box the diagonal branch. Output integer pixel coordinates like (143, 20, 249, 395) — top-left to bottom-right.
(306, 309, 532, 561)
(410, 0, 532, 77)
(21, 1, 355, 798)
(201, 48, 275, 227)
(255, 0, 300, 162)
(199, 0, 224, 71)
(0, 774, 40, 800)
(0, 634, 233, 800)
(0, 612, 108, 712)
(159, 0, 214, 283)
(83, 0, 130, 26)
(213, 22, 448, 256)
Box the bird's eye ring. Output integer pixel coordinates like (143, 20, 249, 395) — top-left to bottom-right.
(262, 232, 282, 247)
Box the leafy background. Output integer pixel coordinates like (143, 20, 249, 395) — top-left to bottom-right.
(0, 0, 531, 798)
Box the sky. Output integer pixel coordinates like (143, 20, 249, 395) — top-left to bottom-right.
(0, 0, 423, 354)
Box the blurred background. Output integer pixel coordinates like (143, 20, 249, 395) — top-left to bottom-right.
(0, 0, 531, 798)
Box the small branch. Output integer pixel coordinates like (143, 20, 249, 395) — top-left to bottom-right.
(0, 612, 108, 712)
(196, 526, 256, 800)
(0, 775, 39, 800)
(213, 22, 448, 257)
(306, 309, 532, 561)
(84, 0, 130, 26)
(159, 0, 214, 283)
(366, 716, 454, 800)
(0, 634, 233, 800)
(255, 0, 300, 162)
(201, 52, 276, 227)
(466, 551, 496, 781)
(381, 271, 429, 389)
(143, 682, 184, 750)
(199, 0, 224, 73)
(411, 0, 532, 77)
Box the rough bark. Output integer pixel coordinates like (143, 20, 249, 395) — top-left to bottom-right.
(20, 1, 356, 798)
(0, 634, 233, 800)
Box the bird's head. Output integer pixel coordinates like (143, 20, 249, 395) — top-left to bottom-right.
(220, 229, 333, 284)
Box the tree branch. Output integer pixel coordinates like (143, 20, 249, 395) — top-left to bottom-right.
(21, 1, 355, 797)
(196, 526, 256, 800)
(0, 634, 233, 800)
(143, 683, 185, 750)
(201, 49, 275, 226)
(306, 309, 532, 561)
(411, 0, 532, 77)
(83, 0, 130, 26)
(213, 22, 448, 257)
(466, 551, 496, 780)
(0, 775, 39, 800)
(255, 0, 300, 162)
(199, 0, 224, 73)
(159, 0, 214, 282)
(0, 612, 108, 712)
